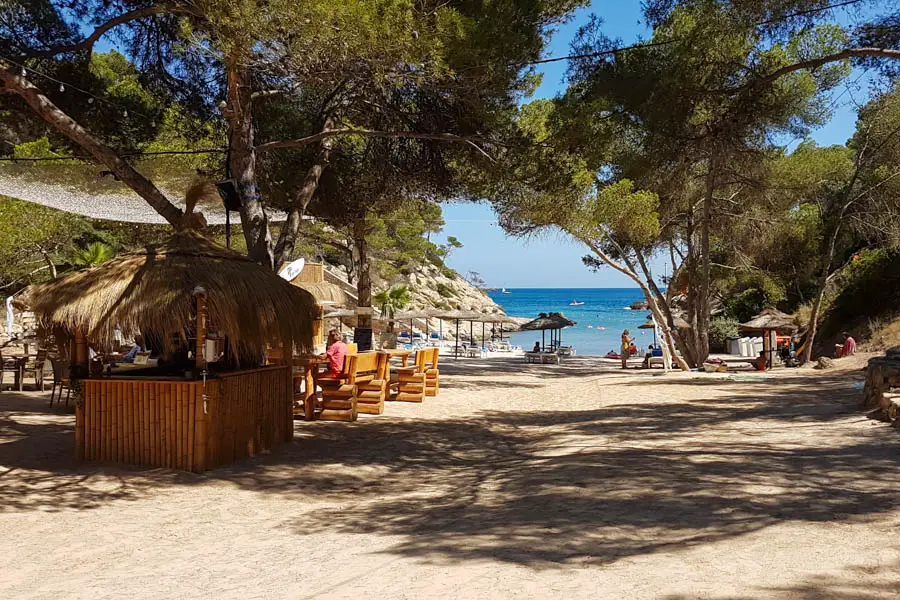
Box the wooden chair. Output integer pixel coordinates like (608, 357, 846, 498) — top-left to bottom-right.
(423, 347, 439, 397)
(0, 352, 22, 391)
(22, 350, 49, 392)
(354, 352, 389, 415)
(318, 354, 359, 422)
(392, 348, 430, 403)
(49, 356, 71, 407)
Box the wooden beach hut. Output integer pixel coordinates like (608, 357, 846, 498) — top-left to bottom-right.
(740, 308, 797, 368)
(18, 231, 317, 472)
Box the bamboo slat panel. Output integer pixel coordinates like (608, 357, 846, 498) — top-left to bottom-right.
(77, 367, 292, 472)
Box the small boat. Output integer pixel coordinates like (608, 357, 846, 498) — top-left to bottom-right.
(501, 287, 512, 294)
(623, 306, 632, 310)
(597, 326, 605, 330)
(587, 325, 593, 329)
(568, 300, 584, 306)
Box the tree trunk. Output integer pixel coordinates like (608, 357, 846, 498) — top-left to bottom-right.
(635, 252, 698, 367)
(225, 60, 273, 268)
(353, 223, 373, 328)
(273, 119, 334, 270)
(581, 238, 690, 371)
(682, 210, 704, 365)
(0, 65, 184, 227)
(800, 219, 843, 363)
(696, 159, 716, 364)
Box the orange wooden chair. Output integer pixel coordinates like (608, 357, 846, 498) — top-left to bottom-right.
(423, 347, 440, 396)
(354, 352, 389, 415)
(318, 354, 359, 421)
(392, 348, 431, 403)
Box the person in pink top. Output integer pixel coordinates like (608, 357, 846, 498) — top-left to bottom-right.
(835, 332, 857, 358)
(321, 330, 348, 379)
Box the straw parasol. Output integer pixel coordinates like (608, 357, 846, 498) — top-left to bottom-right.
(17, 231, 318, 356)
(394, 309, 433, 339)
(291, 282, 347, 307)
(638, 316, 657, 346)
(519, 312, 577, 350)
(429, 308, 484, 358)
(740, 308, 797, 332)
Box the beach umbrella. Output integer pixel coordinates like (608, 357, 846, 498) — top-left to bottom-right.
(394, 309, 433, 341)
(638, 317, 657, 346)
(430, 309, 483, 358)
(519, 312, 577, 351)
(323, 308, 358, 333)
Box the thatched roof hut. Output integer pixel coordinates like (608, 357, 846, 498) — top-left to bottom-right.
(741, 308, 797, 332)
(519, 312, 577, 331)
(17, 231, 317, 356)
(292, 282, 348, 307)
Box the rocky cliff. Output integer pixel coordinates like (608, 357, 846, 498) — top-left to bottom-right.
(402, 263, 503, 315)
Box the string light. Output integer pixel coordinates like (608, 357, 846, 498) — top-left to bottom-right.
(59, 83, 65, 92)
(123, 110, 128, 118)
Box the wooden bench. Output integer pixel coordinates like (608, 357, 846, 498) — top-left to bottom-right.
(423, 347, 440, 397)
(392, 348, 432, 403)
(355, 352, 389, 415)
(318, 354, 360, 422)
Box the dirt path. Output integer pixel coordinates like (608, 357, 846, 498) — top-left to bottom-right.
(2, 357, 898, 599)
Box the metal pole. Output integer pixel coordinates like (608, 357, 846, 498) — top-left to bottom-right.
(455, 318, 460, 359)
(225, 209, 231, 249)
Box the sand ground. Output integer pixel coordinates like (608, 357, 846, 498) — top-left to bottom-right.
(2, 355, 899, 599)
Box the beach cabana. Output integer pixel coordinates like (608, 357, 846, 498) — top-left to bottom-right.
(480, 313, 516, 347)
(740, 308, 797, 367)
(520, 312, 577, 352)
(18, 231, 317, 472)
(393, 309, 433, 340)
(286, 263, 348, 350)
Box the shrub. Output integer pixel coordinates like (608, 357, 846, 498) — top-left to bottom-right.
(708, 316, 741, 352)
(436, 282, 455, 298)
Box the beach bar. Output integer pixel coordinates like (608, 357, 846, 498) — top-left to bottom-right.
(18, 232, 316, 472)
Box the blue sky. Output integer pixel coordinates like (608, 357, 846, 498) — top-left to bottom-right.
(436, 0, 877, 288)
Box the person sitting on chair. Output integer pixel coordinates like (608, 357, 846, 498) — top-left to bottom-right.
(834, 332, 857, 358)
(532, 341, 541, 353)
(122, 335, 144, 363)
(319, 330, 348, 379)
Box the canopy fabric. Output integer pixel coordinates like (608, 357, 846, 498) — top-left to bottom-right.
(519, 312, 577, 331)
(17, 231, 317, 355)
(741, 308, 797, 331)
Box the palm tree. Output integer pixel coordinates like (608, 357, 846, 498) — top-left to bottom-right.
(71, 242, 114, 268)
(374, 285, 412, 333)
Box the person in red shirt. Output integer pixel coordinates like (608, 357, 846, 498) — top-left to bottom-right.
(320, 330, 348, 379)
(835, 332, 857, 358)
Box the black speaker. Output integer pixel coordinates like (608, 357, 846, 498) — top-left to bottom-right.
(353, 327, 373, 352)
(216, 179, 242, 211)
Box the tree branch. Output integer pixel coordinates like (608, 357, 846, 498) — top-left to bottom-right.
(24, 5, 197, 58)
(255, 128, 495, 154)
(744, 47, 900, 90)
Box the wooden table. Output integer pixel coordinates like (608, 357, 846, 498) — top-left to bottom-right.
(293, 356, 327, 421)
(2, 356, 25, 391)
(381, 349, 413, 367)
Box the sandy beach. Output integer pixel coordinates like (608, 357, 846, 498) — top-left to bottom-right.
(2, 355, 899, 599)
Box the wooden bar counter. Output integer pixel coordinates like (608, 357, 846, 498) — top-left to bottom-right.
(78, 365, 292, 472)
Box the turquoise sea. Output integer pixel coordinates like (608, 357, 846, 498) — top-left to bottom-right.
(487, 288, 656, 357)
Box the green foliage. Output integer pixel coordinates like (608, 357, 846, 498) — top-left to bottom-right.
(436, 282, 455, 298)
(70, 241, 114, 268)
(817, 248, 900, 345)
(708, 317, 741, 352)
(374, 284, 412, 321)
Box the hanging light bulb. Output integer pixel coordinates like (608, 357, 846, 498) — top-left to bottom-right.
(20, 68, 26, 77)
(87, 98, 94, 104)
(123, 110, 128, 118)
(59, 83, 65, 92)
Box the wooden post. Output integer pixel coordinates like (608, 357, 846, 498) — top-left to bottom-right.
(195, 291, 208, 370)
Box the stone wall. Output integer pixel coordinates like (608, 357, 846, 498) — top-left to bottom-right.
(862, 349, 900, 424)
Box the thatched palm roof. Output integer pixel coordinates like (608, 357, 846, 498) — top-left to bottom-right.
(18, 231, 317, 355)
(292, 282, 348, 307)
(741, 308, 797, 332)
(519, 312, 577, 331)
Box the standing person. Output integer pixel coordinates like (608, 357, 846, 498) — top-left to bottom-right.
(319, 329, 348, 379)
(621, 329, 634, 369)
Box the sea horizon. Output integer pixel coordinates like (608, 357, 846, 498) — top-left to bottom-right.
(487, 287, 656, 357)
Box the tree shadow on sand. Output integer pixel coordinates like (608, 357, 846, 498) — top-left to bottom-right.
(2, 373, 898, 570)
